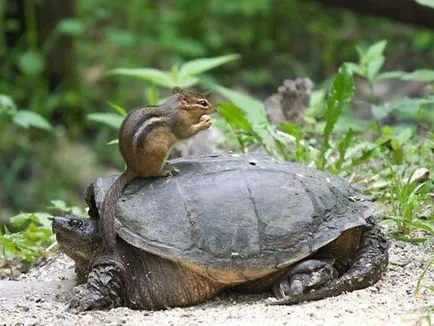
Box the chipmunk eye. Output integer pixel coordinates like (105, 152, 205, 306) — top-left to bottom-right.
(199, 100, 208, 107)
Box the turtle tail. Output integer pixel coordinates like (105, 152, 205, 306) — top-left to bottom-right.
(270, 220, 389, 305)
(101, 169, 136, 249)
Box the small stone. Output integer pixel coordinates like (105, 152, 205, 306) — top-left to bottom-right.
(20, 305, 30, 312)
(410, 168, 429, 183)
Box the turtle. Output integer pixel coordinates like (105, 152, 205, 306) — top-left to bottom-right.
(52, 153, 388, 311)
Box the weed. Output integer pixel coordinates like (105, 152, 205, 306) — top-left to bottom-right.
(0, 200, 84, 265)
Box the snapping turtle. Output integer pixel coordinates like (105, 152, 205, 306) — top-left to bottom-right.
(52, 154, 388, 311)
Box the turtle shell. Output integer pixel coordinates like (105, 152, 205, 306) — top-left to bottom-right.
(88, 154, 372, 284)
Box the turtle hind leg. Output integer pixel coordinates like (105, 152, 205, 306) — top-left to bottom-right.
(271, 220, 388, 305)
(273, 259, 338, 300)
(68, 263, 124, 312)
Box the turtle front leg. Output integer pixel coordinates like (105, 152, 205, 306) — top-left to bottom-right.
(69, 263, 124, 312)
(273, 259, 338, 300)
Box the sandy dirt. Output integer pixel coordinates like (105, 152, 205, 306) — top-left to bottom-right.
(0, 240, 433, 326)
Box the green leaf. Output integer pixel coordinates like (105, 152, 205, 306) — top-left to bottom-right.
(317, 65, 355, 169)
(345, 144, 376, 169)
(392, 126, 413, 144)
(71, 207, 84, 216)
(49, 200, 67, 211)
(179, 54, 240, 78)
(365, 40, 387, 61)
(18, 51, 44, 76)
(217, 102, 254, 132)
(107, 68, 174, 88)
(367, 56, 385, 83)
(371, 103, 393, 121)
(48, 200, 86, 218)
(280, 121, 302, 140)
(107, 101, 127, 116)
(306, 89, 326, 118)
(409, 219, 433, 234)
(105, 28, 135, 47)
(415, 0, 434, 8)
(345, 62, 364, 76)
(214, 85, 267, 124)
(10, 212, 52, 229)
(107, 139, 119, 145)
(57, 18, 85, 36)
(32, 213, 53, 229)
(144, 86, 159, 106)
(12, 111, 52, 130)
(363, 40, 387, 83)
(335, 128, 355, 170)
(324, 66, 355, 137)
(393, 234, 428, 243)
(378, 69, 434, 82)
(0, 94, 18, 116)
(377, 71, 406, 81)
(334, 115, 372, 132)
(416, 259, 434, 295)
(176, 76, 200, 88)
(402, 69, 434, 82)
(355, 46, 365, 61)
(87, 113, 123, 129)
(24, 223, 52, 241)
(10, 213, 38, 227)
(350, 40, 387, 82)
(280, 121, 307, 161)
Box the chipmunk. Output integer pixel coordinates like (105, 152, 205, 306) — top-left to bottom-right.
(101, 87, 216, 248)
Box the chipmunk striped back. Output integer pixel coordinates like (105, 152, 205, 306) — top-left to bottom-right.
(101, 88, 216, 248)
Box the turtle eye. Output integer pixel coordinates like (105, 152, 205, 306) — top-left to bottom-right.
(198, 100, 208, 108)
(69, 219, 83, 228)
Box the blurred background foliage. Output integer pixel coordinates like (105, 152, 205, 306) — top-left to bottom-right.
(0, 0, 433, 221)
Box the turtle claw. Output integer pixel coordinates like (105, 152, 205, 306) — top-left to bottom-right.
(273, 259, 338, 301)
(68, 286, 117, 312)
(68, 285, 97, 312)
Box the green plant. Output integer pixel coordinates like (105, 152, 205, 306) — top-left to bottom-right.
(0, 94, 52, 130)
(345, 40, 434, 130)
(107, 54, 240, 91)
(314, 65, 355, 170)
(1, 212, 53, 263)
(48, 199, 87, 218)
(415, 0, 434, 8)
(346, 40, 434, 89)
(345, 40, 388, 92)
(0, 94, 55, 215)
(415, 257, 434, 320)
(0, 200, 85, 264)
(87, 54, 240, 135)
(416, 258, 434, 296)
(216, 64, 373, 174)
(215, 46, 434, 246)
(381, 167, 433, 241)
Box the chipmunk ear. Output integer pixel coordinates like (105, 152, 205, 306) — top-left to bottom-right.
(171, 87, 188, 104)
(172, 87, 183, 95)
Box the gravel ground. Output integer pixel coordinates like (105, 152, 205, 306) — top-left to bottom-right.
(0, 240, 433, 326)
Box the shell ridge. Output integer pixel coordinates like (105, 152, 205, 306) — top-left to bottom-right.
(174, 177, 199, 252)
(240, 169, 263, 255)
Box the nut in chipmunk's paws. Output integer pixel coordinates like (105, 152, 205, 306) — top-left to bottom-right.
(200, 114, 212, 129)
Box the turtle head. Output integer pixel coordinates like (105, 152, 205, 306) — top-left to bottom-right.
(52, 216, 101, 268)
